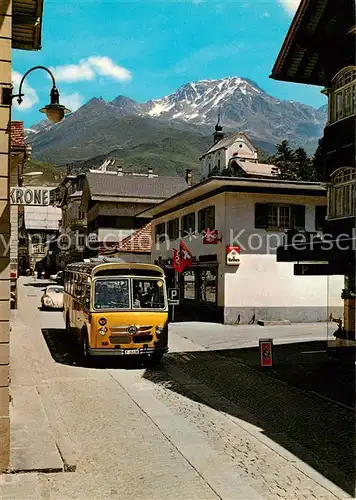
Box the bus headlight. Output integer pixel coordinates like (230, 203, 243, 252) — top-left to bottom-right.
(155, 326, 164, 336)
(98, 326, 107, 336)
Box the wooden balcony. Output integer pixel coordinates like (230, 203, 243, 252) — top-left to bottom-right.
(322, 116, 356, 179)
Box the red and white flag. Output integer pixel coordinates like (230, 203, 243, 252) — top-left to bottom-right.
(172, 240, 193, 273)
(180, 240, 192, 269)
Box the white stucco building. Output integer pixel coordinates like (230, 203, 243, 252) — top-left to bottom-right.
(140, 177, 343, 324)
(199, 120, 276, 181)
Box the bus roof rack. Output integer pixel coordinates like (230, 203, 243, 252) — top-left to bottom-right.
(85, 257, 126, 263)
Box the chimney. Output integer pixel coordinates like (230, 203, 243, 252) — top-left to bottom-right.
(148, 167, 154, 178)
(186, 169, 192, 186)
(117, 167, 123, 176)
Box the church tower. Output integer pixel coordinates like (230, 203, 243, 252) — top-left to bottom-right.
(213, 113, 225, 145)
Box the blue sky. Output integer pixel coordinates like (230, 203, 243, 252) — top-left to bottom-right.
(13, 0, 326, 127)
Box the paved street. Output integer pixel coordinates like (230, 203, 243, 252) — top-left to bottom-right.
(0, 278, 354, 499)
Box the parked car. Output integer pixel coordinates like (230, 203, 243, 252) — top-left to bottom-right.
(41, 285, 64, 310)
(50, 271, 64, 285)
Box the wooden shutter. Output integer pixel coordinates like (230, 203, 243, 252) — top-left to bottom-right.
(255, 203, 268, 228)
(198, 210, 204, 232)
(207, 206, 215, 229)
(291, 205, 305, 230)
(315, 205, 327, 230)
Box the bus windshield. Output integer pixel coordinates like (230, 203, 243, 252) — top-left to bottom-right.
(94, 279, 130, 310)
(94, 277, 166, 310)
(132, 278, 165, 309)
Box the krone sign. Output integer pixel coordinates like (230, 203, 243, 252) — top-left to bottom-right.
(10, 187, 50, 206)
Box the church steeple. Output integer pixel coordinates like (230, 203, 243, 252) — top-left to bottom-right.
(213, 112, 225, 145)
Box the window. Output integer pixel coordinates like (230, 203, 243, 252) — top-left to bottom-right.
(199, 269, 217, 304)
(328, 167, 356, 219)
(167, 218, 179, 240)
(132, 279, 165, 309)
(218, 159, 221, 169)
(155, 222, 166, 241)
(182, 271, 195, 300)
(74, 274, 84, 298)
(315, 205, 327, 231)
(78, 233, 85, 247)
(94, 279, 130, 309)
(255, 203, 305, 230)
(198, 206, 215, 232)
(182, 212, 195, 236)
(330, 67, 356, 123)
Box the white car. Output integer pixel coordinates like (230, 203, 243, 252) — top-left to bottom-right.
(50, 271, 63, 281)
(41, 285, 64, 310)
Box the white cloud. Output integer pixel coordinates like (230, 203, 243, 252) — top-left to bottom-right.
(60, 92, 84, 112)
(49, 61, 94, 83)
(12, 71, 39, 110)
(278, 0, 300, 15)
(50, 56, 132, 83)
(87, 56, 132, 82)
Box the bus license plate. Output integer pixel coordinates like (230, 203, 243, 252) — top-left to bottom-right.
(125, 349, 139, 355)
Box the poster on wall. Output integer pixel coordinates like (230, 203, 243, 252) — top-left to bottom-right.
(226, 245, 240, 266)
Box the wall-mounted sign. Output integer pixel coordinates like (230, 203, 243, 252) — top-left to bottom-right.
(168, 288, 180, 305)
(203, 228, 218, 244)
(259, 339, 273, 367)
(10, 187, 50, 206)
(226, 245, 240, 266)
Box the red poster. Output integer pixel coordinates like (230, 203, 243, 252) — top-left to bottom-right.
(260, 340, 273, 367)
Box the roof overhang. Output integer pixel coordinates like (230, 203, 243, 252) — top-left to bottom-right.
(91, 196, 166, 204)
(270, 0, 356, 86)
(12, 0, 44, 51)
(138, 177, 327, 218)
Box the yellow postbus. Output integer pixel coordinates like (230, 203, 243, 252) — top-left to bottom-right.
(63, 261, 169, 365)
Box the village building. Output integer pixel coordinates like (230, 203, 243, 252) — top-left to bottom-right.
(99, 222, 152, 263)
(0, 0, 45, 469)
(199, 119, 276, 180)
(270, 0, 355, 345)
(140, 175, 343, 324)
(9, 121, 31, 303)
(80, 165, 190, 255)
(19, 202, 61, 276)
(51, 172, 87, 268)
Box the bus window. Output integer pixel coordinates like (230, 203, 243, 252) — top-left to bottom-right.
(94, 279, 130, 310)
(132, 279, 165, 309)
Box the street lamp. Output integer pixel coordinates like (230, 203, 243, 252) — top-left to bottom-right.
(3, 66, 71, 123)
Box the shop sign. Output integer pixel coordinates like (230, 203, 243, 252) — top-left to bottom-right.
(10, 187, 50, 206)
(226, 245, 240, 265)
(203, 228, 218, 244)
(259, 339, 273, 367)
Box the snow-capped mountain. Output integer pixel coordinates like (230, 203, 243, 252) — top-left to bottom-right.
(27, 76, 327, 167)
(140, 77, 326, 146)
(146, 77, 264, 123)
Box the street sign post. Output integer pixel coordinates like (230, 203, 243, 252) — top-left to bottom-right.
(259, 339, 273, 367)
(168, 288, 180, 322)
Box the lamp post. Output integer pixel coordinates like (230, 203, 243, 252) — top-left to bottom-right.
(3, 66, 71, 123)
